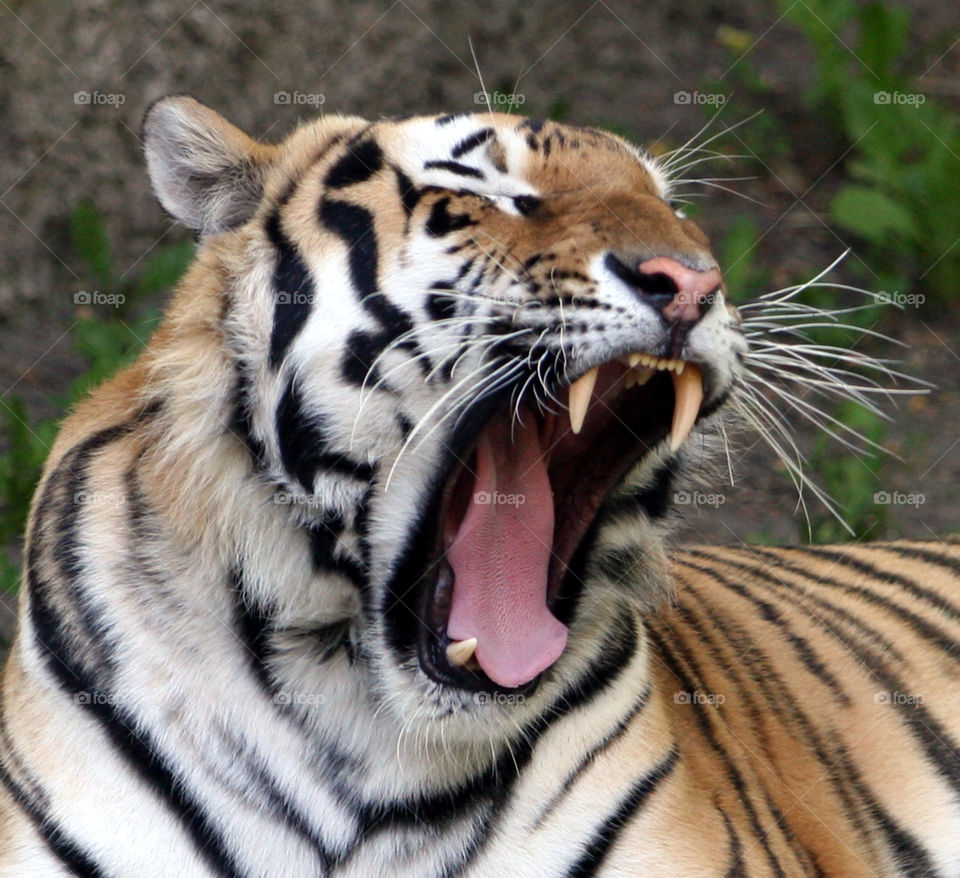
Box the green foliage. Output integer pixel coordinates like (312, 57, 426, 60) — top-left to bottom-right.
(719, 215, 767, 303)
(804, 400, 888, 544)
(0, 204, 191, 594)
(783, 0, 960, 301)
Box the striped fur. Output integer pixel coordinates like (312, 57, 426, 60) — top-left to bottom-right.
(0, 97, 958, 877)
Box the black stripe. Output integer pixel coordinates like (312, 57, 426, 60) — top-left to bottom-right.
(0, 702, 107, 878)
(801, 545, 960, 623)
(231, 567, 275, 691)
(678, 558, 851, 701)
(536, 684, 651, 826)
(697, 547, 960, 794)
(720, 806, 748, 878)
(354, 614, 639, 872)
(433, 614, 640, 876)
(275, 376, 376, 492)
(837, 746, 938, 877)
(667, 587, 826, 877)
(308, 516, 366, 587)
(0, 759, 107, 877)
(648, 626, 788, 877)
(28, 429, 246, 878)
(423, 159, 484, 179)
(435, 113, 462, 126)
(425, 196, 479, 237)
(701, 547, 905, 661)
(324, 139, 383, 189)
(319, 198, 378, 297)
(451, 127, 494, 159)
(882, 542, 960, 583)
(395, 168, 423, 216)
(266, 209, 316, 369)
(673, 567, 877, 847)
(229, 361, 267, 467)
(565, 748, 679, 877)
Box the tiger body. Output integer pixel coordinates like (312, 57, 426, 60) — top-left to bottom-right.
(1, 99, 958, 877)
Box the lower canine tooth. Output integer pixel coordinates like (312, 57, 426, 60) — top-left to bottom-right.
(446, 637, 478, 667)
(669, 363, 703, 451)
(568, 367, 598, 434)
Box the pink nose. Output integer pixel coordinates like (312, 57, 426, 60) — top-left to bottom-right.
(637, 257, 721, 323)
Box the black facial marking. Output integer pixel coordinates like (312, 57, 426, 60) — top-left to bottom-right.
(513, 195, 542, 216)
(266, 211, 317, 370)
(451, 127, 494, 159)
(425, 197, 478, 237)
(395, 168, 423, 216)
(320, 199, 379, 297)
(275, 377, 376, 493)
(423, 160, 485, 180)
(325, 139, 384, 189)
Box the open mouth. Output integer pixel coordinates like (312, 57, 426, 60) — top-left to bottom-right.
(413, 353, 707, 693)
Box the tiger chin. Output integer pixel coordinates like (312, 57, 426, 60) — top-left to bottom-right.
(1, 96, 958, 877)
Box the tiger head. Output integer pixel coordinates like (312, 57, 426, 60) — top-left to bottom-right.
(142, 97, 746, 731)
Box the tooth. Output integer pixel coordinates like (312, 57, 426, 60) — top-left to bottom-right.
(446, 637, 478, 667)
(639, 354, 655, 368)
(628, 353, 643, 368)
(568, 367, 598, 434)
(624, 370, 637, 390)
(669, 363, 703, 451)
(634, 367, 654, 386)
(675, 360, 686, 374)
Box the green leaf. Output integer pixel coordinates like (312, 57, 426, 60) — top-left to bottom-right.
(136, 240, 195, 297)
(70, 201, 113, 288)
(830, 186, 917, 243)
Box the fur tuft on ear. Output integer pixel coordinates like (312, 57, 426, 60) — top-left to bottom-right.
(142, 95, 277, 235)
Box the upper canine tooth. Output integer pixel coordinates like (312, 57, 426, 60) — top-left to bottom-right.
(628, 353, 643, 368)
(446, 637, 478, 667)
(568, 367, 599, 434)
(669, 363, 703, 451)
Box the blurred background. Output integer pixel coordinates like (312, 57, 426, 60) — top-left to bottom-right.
(1, 0, 959, 643)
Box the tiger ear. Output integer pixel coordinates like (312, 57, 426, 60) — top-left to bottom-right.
(142, 95, 278, 235)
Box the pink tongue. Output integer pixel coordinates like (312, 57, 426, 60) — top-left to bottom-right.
(446, 414, 568, 689)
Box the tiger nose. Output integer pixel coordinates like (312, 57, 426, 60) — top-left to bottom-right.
(636, 256, 722, 324)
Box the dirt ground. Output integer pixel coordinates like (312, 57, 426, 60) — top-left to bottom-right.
(1, 0, 959, 644)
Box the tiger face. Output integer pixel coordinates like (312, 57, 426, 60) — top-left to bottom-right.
(143, 98, 746, 731)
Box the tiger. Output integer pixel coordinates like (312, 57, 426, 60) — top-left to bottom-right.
(0, 94, 958, 878)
